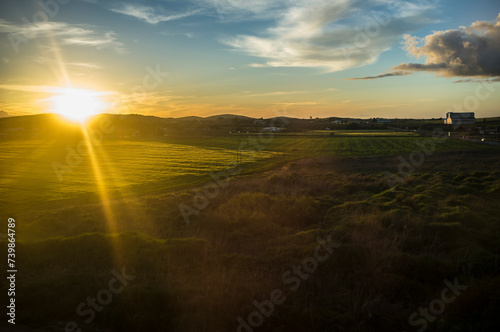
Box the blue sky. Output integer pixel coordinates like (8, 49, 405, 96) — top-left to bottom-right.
(0, 0, 499, 119)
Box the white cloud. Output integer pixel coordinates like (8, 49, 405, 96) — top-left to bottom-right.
(33, 56, 101, 70)
(161, 31, 195, 39)
(66, 62, 101, 70)
(0, 19, 126, 53)
(111, 4, 200, 24)
(219, 0, 439, 71)
(0, 85, 116, 96)
(203, 0, 287, 20)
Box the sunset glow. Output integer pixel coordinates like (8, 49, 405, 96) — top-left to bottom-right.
(1, 0, 499, 119)
(51, 89, 108, 123)
(1, 1, 500, 330)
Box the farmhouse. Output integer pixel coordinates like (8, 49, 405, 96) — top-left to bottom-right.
(444, 112, 475, 125)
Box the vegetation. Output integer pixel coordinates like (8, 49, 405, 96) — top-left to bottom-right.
(1, 115, 500, 331)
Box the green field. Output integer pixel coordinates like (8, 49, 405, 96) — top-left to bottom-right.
(0, 133, 490, 218)
(281, 129, 421, 136)
(1, 130, 500, 331)
(0, 138, 279, 216)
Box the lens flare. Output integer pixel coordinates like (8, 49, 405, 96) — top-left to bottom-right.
(52, 89, 108, 123)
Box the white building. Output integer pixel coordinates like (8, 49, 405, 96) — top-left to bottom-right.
(262, 127, 281, 132)
(444, 112, 475, 125)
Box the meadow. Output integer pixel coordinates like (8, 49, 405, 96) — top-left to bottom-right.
(1, 131, 488, 219)
(0, 137, 280, 220)
(1, 129, 500, 331)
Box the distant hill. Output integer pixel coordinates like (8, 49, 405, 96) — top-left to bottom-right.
(2, 113, 498, 140)
(0, 113, 295, 139)
(176, 116, 203, 121)
(205, 114, 255, 121)
(0, 113, 268, 139)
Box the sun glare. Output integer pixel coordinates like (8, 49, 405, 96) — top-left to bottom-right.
(52, 89, 108, 123)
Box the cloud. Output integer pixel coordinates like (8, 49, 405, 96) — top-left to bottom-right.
(63, 31, 122, 49)
(0, 110, 9, 118)
(161, 31, 195, 39)
(0, 85, 116, 97)
(111, 4, 199, 24)
(242, 88, 336, 97)
(221, 0, 439, 71)
(33, 56, 101, 70)
(0, 20, 126, 53)
(203, 0, 288, 20)
(453, 78, 477, 83)
(393, 13, 500, 77)
(347, 70, 412, 80)
(0, 84, 70, 93)
(66, 62, 101, 70)
(453, 77, 500, 83)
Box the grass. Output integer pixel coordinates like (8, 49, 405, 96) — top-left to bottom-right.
(1, 132, 489, 218)
(0, 137, 280, 217)
(282, 129, 421, 136)
(1, 130, 500, 331)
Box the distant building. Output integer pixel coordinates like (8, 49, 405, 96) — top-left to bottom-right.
(444, 112, 475, 125)
(262, 127, 281, 132)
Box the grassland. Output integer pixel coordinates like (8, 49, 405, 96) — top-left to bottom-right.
(1, 129, 500, 331)
(1, 132, 491, 217)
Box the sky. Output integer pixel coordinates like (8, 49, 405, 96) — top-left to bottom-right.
(0, 0, 499, 119)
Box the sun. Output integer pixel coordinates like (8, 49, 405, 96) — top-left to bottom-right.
(52, 89, 108, 123)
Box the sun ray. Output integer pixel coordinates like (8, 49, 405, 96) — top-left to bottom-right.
(89, 140, 148, 233)
(42, 32, 71, 88)
(39, 28, 123, 263)
(81, 127, 124, 266)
